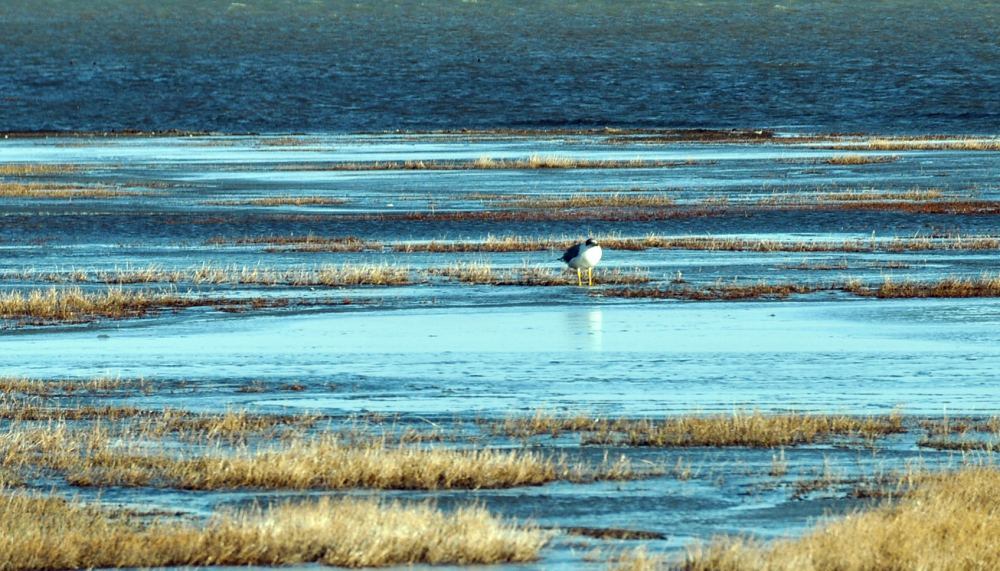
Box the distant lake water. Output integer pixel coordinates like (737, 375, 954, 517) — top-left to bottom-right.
(1, 0, 997, 133)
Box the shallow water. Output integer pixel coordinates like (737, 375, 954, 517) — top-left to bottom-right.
(2, 1, 999, 133)
(2, 134, 999, 568)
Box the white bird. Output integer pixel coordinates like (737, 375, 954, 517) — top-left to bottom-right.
(560, 238, 603, 286)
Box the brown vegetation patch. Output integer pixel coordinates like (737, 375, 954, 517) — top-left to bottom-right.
(0, 164, 79, 176)
(603, 283, 820, 301)
(609, 276, 1000, 301)
(824, 154, 899, 165)
(428, 263, 650, 286)
(208, 234, 382, 251)
(818, 189, 944, 202)
(858, 138, 1000, 151)
(2, 425, 639, 490)
(558, 526, 666, 540)
(845, 275, 1000, 298)
(0, 376, 153, 396)
(0, 493, 545, 569)
(0, 288, 302, 325)
(682, 467, 1000, 570)
(0, 182, 137, 198)
(204, 196, 347, 207)
(502, 194, 676, 209)
(496, 410, 904, 447)
(0, 402, 319, 443)
(12, 264, 409, 287)
(268, 155, 692, 172)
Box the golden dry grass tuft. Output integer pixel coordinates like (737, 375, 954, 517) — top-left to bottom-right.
(682, 467, 1000, 571)
(0, 163, 79, 176)
(603, 282, 820, 301)
(845, 275, 1000, 298)
(0, 287, 301, 323)
(497, 410, 904, 447)
(861, 138, 1000, 151)
(818, 189, 944, 202)
(503, 194, 676, 209)
(271, 155, 681, 172)
(204, 196, 347, 206)
(0, 288, 186, 321)
(428, 263, 650, 286)
(824, 154, 898, 165)
(0, 182, 136, 198)
(0, 421, 641, 490)
(0, 493, 546, 569)
(13, 264, 410, 287)
(208, 234, 382, 251)
(0, 376, 153, 396)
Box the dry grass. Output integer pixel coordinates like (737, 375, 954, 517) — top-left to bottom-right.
(395, 234, 1000, 254)
(0, 287, 301, 324)
(209, 234, 382, 251)
(13, 264, 410, 287)
(0, 492, 545, 569)
(256, 136, 322, 146)
(272, 155, 682, 171)
(0, 164, 79, 176)
(824, 154, 898, 165)
(204, 196, 347, 206)
(608, 547, 667, 571)
(0, 182, 136, 198)
(682, 467, 1000, 570)
(860, 138, 1000, 151)
(503, 194, 675, 209)
(496, 410, 904, 447)
(0, 402, 317, 441)
(0, 288, 189, 321)
(845, 275, 1000, 298)
(818, 189, 944, 201)
(603, 282, 820, 301)
(1, 423, 639, 490)
(428, 263, 650, 286)
(0, 376, 153, 396)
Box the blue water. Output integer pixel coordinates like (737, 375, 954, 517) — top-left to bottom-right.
(1, 1, 998, 133)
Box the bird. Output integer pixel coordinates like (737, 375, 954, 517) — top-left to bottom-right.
(560, 238, 603, 286)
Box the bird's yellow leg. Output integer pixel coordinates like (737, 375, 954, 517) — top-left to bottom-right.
(577, 268, 582, 286)
(588, 267, 593, 287)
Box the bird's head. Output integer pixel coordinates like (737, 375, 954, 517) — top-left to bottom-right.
(585, 238, 599, 247)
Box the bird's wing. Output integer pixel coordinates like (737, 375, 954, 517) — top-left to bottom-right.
(561, 243, 582, 262)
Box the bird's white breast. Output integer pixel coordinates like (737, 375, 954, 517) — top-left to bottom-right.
(580, 244, 602, 268)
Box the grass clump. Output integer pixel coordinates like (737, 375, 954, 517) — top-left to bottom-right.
(824, 154, 898, 165)
(497, 410, 904, 448)
(0, 376, 153, 396)
(846, 275, 1000, 298)
(204, 196, 347, 207)
(209, 235, 381, 251)
(682, 467, 1000, 570)
(603, 282, 820, 301)
(504, 194, 675, 209)
(429, 263, 650, 286)
(14, 264, 410, 287)
(862, 138, 1000, 151)
(0, 493, 546, 569)
(0, 287, 297, 324)
(274, 155, 680, 171)
(0, 164, 78, 176)
(0, 182, 136, 198)
(2, 424, 641, 490)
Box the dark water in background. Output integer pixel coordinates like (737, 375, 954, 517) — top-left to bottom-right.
(1, 0, 998, 134)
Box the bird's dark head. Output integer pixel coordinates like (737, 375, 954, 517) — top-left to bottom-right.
(585, 238, 599, 246)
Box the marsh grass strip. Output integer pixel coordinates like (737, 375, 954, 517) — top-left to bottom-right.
(0, 493, 546, 569)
